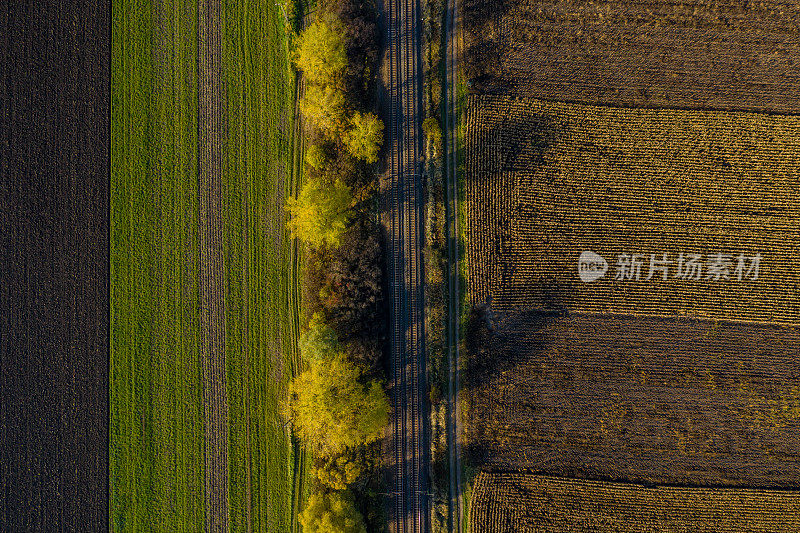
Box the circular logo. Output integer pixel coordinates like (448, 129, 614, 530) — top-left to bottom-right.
(578, 251, 608, 282)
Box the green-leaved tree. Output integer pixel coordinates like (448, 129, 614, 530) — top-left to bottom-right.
(299, 490, 367, 533)
(305, 144, 328, 171)
(299, 312, 339, 362)
(288, 355, 389, 455)
(286, 177, 352, 248)
(344, 111, 384, 163)
(293, 19, 347, 87)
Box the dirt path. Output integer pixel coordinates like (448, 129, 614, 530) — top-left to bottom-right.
(288, 71, 306, 533)
(198, 0, 230, 530)
(443, 0, 463, 528)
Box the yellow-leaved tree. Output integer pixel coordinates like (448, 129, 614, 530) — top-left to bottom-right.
(312, 450, 363, 491)
(299, 490, 367, 533)
(288, 354, 389, 455)
(293, 19, 347, 87)
(305, 144, 328, 171)
(344, 111, 384, 163)
(286, 177, 352, 248)
(301, 83, 347, 136)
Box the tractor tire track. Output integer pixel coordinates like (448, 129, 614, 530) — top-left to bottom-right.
(198, 0, 230, 530)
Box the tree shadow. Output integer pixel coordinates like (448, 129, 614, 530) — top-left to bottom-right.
(466, 109, 560, 178)
(462, 300, 569, 394)
(461, 0, 514, 90)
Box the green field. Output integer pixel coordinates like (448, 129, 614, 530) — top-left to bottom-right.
(220, 0, 303, 530)
(111, 0, 203, 529)
(111, 0, 303, 530)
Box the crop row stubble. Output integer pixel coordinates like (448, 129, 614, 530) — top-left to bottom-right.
(463, 0, 800, 114)
(463, 312, 800, 487)
(469, 472, 800, 532)
(466, 95, 800, 326)
(463, 95, 800, 488)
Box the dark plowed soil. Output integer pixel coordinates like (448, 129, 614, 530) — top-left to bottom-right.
(0, 2, 109, 530)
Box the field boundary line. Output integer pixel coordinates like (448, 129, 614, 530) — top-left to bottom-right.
(288, 40, 307, 533)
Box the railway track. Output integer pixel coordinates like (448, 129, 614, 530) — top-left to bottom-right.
(384, 0, 429, 525)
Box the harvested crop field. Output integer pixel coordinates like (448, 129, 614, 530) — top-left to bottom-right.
(463, 0, 800, 114)
(463, 312, 800, 487)
(469, 472, 800, 532)
(466, 95, 800, 326)
(460, 0, 800, 523)
(1, 2, 109, 529)
(463, 95, 800, 489)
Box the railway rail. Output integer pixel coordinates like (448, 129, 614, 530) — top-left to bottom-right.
(384, 0, 429, 526)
